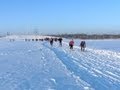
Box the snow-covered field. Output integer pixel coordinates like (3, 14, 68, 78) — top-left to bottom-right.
(0, 37, 120, 90)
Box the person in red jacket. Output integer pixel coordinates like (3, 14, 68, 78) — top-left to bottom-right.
(69, 39, 74, 49)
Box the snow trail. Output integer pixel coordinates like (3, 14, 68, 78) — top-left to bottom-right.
(43, 41, 120, 90)
(0, 40, 120, 90)
(0, 41, 92, 90)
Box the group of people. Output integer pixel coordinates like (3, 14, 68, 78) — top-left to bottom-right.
(49, 38, 86, 51)
(69, 39, 86, 51)
(49, 37, 63, 46)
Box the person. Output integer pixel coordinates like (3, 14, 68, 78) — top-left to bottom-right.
(50, 38, 54, 46)
(69, 39, 74, 49)
(58, 37, 63, 46)
(80, 41, 86, 51)
(54, 38, 58, 42)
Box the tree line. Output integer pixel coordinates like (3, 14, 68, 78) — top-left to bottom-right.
(51, 34, 120, 39)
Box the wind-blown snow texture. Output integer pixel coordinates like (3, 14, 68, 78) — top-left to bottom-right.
(0, 38, 120, 90)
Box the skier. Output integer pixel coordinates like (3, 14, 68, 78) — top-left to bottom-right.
(58, 37, 63, 46)
(50, 38, 54, 46)
(80, 41, 86, 51)
(69, 39, 74, 49)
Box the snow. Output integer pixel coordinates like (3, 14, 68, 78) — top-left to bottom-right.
(0, 37, 120, 90)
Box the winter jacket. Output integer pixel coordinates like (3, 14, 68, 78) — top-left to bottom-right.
(69, 40, 74, 46)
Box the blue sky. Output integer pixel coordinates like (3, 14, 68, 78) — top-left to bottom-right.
(0, 0, 120, 34)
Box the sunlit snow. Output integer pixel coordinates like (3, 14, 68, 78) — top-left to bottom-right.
(0, 35, 120, 90)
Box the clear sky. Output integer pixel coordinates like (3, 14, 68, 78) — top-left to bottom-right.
(0, 0, 120, 34)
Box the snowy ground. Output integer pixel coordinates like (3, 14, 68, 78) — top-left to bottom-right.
(0, 38, 120, 90)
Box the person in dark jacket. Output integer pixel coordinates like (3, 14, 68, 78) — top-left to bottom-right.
(80, 41, 86, 51)
(50, 38, 54, 46)
(58, 37, 63, 46)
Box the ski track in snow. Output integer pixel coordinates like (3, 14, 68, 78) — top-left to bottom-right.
(43, 41, 120, 90)
(0, 41, 91, 90)
(0, 40, 120, 90)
